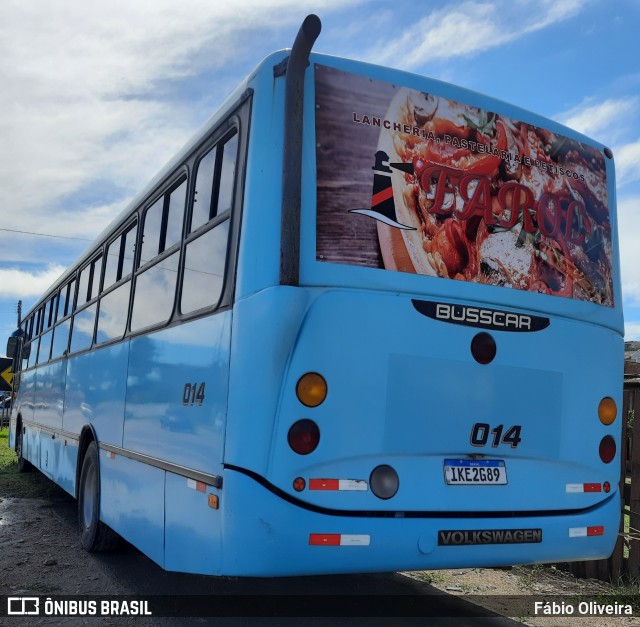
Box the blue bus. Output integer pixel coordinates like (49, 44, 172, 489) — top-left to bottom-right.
(6, 15, 623, 576)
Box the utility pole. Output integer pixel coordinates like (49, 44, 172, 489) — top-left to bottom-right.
(17, 300, 22, 327)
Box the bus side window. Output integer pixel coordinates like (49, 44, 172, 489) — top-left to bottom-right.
(130, 252, 180, 332)
(121, 223, 137, 279)
(89, 255, 102, 299)
(181, 130, 237, 314)
(51, 319, 71, 360)
(181, 219, 229, 314)
(217, 133, 238, 215)
(70, 304, 97, 354)
(191, 146, 217, 232)
(78, 265, 91, 306)
(104, 238, 120, 289)
(96, 281, 131, 344)
(67, 279, 77, 314)
(37, 329, 53, 365)
(165, 180, 187, 250)
(140, 197, 163, 266)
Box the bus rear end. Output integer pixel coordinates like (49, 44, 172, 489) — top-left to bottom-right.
(221, 47, 622, 576)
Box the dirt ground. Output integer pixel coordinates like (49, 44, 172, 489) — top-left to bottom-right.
(1, 470, 639, 625)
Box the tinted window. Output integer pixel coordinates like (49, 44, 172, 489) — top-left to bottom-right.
(181, 219, 229, 314)
(121, 223, 137, 278)
(70, 304, 97, 353)
(51, 320, 70, 359)
(131, 252, 179, 331)
(37, 329, 52, 364)
(218, 134, 238, 215)
(165, 180, 186, 249)
(191, 147, 216, 232)
(68, 279, 77, 314)
(104, 239, 120, 289)
(140, 197, 163, 265)
(89, 255, 102, 299)
(78, 265, 91, 305)
(45, 297, 55, 329)
(96, 281, 131, 344)
(35, 308, 42, 335)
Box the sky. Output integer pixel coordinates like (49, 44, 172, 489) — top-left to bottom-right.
(1, 0, 639, 354)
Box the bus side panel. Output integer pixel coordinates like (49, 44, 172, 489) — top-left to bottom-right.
(16, 368, 35, 425)
(164, 472, 223, 574)
(225, 288, 312, 474)
(123, 314, 231, 476)
(23, 422, 38, 468)
(100, 449, 165, 568)
(33, 360, 66, 431)
(63, 343, 129, 447)
(56, 439, 78, 497)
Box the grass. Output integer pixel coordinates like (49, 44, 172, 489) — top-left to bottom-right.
(0, 427, 59, 498)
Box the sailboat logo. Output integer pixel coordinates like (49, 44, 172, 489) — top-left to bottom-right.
(349, 150, 416, 230)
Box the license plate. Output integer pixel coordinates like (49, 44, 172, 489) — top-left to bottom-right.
(444, 459, 507, 485)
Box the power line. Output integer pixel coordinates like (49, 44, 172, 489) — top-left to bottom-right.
(0, 227, 93, 242)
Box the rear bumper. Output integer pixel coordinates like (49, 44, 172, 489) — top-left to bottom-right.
(220, 469, 620, 577)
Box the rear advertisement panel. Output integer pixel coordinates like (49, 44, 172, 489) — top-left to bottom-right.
(315, 64, 613, 306)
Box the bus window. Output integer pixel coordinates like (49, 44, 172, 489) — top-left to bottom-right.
(131, 251, 179, 331)
(36, 329, 52, 365)
(45, 297, 55, 329)
(191, 146, 216, 232)
(165, 179, 187, 250)
(181, 218, 229, 314)
(88, 255, 102, 299)
(51, 319, 70, 359)
(70, 303, 97, 354)
(217, 133, 238, 215)
(35, 308, 42, 336)
(104, 238, 120, 289)
(121, 223, 137, 279)
(67, 279, 77, 314)
(77, 265, 91, 306)
(140, 197, 163, 265)
(96, 281, 130, 344)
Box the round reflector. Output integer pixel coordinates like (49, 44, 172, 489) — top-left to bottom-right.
(598, 397, 617, 425)
(296, 373, 328, 407)
(370, 465, 399, 500)
(287, 419, 320, 455)
(471, 332, 496, 364)
(293, 477, 306, 492)
(599, 436, 616, 464)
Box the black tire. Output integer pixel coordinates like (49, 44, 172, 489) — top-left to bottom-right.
(78, 441, 120, 551)
(16, 426, 33, 473)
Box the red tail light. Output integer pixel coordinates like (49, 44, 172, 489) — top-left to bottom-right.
(599, 436, 616, 464)
(288, 419, 320, 455)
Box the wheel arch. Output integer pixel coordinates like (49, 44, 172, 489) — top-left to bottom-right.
(76, 424, 99, 499)
(14, 412, 23, 452)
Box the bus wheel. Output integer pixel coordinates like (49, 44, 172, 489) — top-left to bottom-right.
(78, 441, 119, 551)
(16, 426, 33, 473)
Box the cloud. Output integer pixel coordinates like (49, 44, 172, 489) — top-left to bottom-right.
(557, 97, 639, 142)
(363, 0, 587, 68)
(618, 195, 640, 306)
(0, 0, 358, 224)
(0, 264, 66, 299)
(625, 321, 640, 341)
(615, 138, 640, 187)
